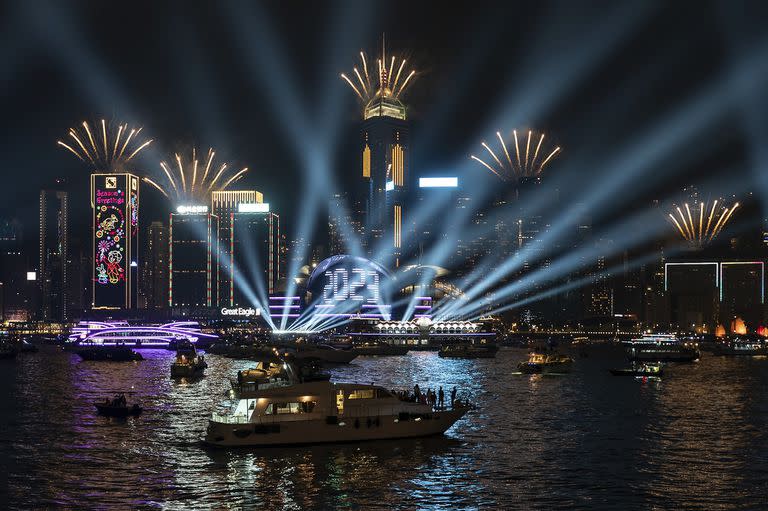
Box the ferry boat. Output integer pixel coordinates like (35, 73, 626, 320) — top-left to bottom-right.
(517, 352, 573, 374)
(624, 334, 700, 362)
(67, 321, 218, 348)
(712, 337, 768, 356)
(204, 380, 469, 447)
(171, 344, 207, 378)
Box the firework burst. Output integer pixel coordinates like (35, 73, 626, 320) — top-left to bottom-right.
(471, 129, 561, 181)
(340, 39, 416, 104)
(142, 147, 249, 203)
(667, 199, 739, 249)
(57, 120, 152, 172)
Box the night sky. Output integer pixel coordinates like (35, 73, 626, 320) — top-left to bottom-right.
(2, 0, 768, 252)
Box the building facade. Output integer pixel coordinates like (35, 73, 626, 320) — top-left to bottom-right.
(90, 173, 140, 310)
(169, 211, 219, 308)
(39, 186, 69, 320)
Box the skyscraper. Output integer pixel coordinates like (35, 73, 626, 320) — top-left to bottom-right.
(90, 173, 140, 310)
(211, 190, 264, 306)
(341, 39, 417, 269)
(231, 207, 281, 306)
(0, 219, 34, 321)
(169, 209, 219, 308)
(39, 185, 69, 321)
(143, 221, 169, 309)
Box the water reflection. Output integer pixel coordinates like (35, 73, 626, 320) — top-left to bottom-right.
(1, 346, 767, 509)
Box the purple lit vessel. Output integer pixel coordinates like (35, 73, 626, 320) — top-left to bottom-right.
(67, 321, 218, 348)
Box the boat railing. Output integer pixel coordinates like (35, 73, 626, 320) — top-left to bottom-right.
(211, 412, 251, 424)
(230, 379, 292, 393)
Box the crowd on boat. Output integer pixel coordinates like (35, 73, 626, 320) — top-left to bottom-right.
(393, 384, 461, 410)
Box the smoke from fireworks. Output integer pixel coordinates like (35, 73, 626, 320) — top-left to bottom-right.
(667, 199, 739, 249)
(471, 129, 561, 181)
(142, 147, 249, 203)
(57, 120, 153, 172)
(340, 38, 416, 104)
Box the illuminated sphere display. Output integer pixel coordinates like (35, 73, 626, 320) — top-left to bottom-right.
(306, 255, 393, 318)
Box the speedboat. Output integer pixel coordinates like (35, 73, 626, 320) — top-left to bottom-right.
(204, 379, 469, 447)
(624, 334, 699, 362)
(171, 344, 207, 378)
(517, 352, 573, 374)
(610, 362, 663, 376)
(438, 342, 498, 359)
(75, 345, 143, 362)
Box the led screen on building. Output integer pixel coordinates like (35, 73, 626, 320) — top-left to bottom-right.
(306, 255, 392, 318)
(91, 173, 139, 309)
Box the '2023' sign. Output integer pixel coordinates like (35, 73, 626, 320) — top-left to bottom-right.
(322, 268, 381, 304)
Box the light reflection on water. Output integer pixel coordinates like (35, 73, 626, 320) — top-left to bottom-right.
(1, 346, 767, 509)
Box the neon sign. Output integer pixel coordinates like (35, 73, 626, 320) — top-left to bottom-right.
(221, 307, 259, 317)
(322, 268, 381, 304)
(92, 174, 139, 308)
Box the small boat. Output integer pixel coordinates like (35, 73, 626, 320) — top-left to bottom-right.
(170, 344, 207, 378)
(76, 345, 143, 362)
(517, 352, 573, 374)
(94, 395, 142, 417)
(438, 342, 498, 359)
(610, 363, 663, 376)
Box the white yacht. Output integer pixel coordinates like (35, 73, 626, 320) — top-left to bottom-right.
(204, 380, 469, 447)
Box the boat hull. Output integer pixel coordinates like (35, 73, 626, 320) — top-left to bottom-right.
(204, 408, 467, 447)
(517, 361, 573, 374)
(76, 347, 143, 362)
(95, 403, 142, 417)
(171, 364, 206, 378)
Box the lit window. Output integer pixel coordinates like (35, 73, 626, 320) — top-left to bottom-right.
(348, 389, 374, 400)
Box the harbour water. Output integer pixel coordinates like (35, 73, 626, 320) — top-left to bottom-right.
(1, 346, 767, 509)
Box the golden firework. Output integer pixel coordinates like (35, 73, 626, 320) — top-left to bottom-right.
(341, 38, 416, 104)
(143, 147, 248, 203)
(471, 129, 561, 181)
(57, 120, 152, 172)
(667, 200, 739, 249)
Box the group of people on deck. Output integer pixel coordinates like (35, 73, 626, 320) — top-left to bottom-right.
(394, 384, 459, 409)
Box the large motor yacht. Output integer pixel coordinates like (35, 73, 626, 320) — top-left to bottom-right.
(624, 334, 700, 362)
(204, 380, 469, 447)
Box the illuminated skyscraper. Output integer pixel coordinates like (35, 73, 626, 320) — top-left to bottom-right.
(90, 173, 139, 310)
(342, 39, 416, 268)
(211, 190, 264, 306)
(39, 184, 69, 320)
(231, 206, 281, 306)
(169, 208, 219, 309)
